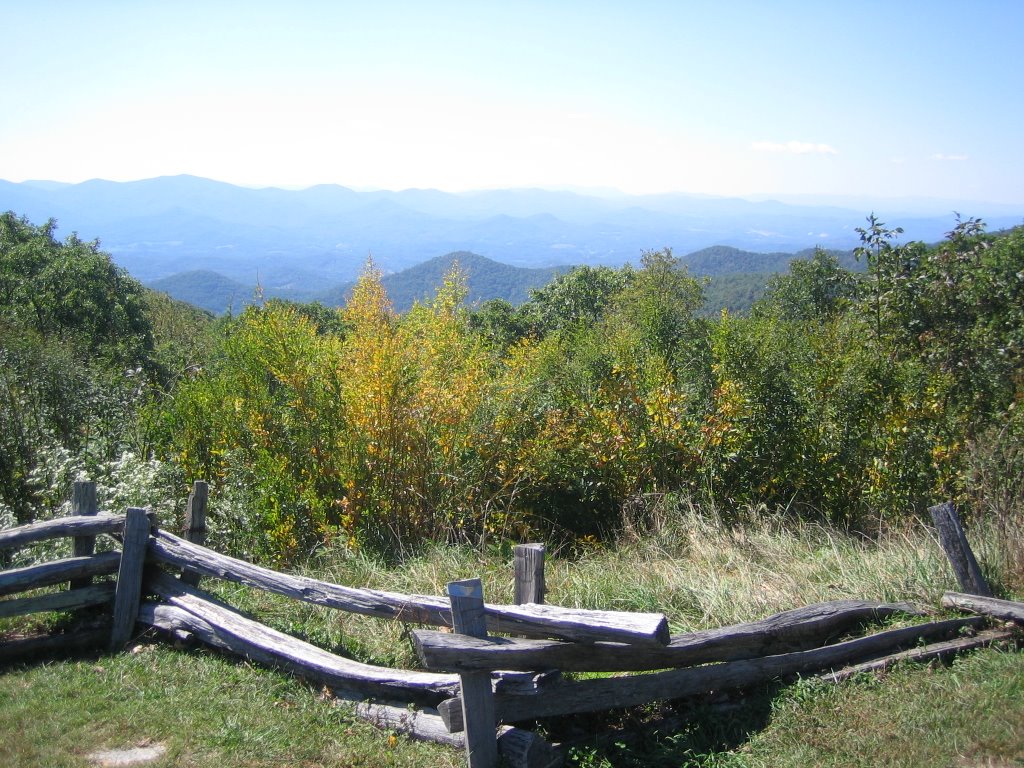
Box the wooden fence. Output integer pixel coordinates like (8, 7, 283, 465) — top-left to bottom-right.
(1, 481, 1022, 768)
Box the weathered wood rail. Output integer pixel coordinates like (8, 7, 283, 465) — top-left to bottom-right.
(147, 528, 670, 644)
(1, 484, 1021, 768)
(0, 481, 156, 657)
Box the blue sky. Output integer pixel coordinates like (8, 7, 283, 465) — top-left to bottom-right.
(3, 1, 1022, 204)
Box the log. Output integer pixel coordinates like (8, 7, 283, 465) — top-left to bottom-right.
(929, 502, 992, 596)
(941, 591, 1024, 623)
(449, 578, 499, 768)
(110, 508, 151, 651)
(0, 551, 121, 597)
(514, 544, 545, 606)
(70, 481, 98, 589)
(147, 529, 669, 645)
(493, 669, 562, 695)
(0, 628, 109, 663)
(181, 481, 208, 587)
(0, 514, 127, 551)
(415, 599, 922, 673)
(441, 616, 986, 730)
(141, 568, 460, 703)
(0, 582, 116, 619)
(354, 700, 465, 747)
(347, 700, 562, 768)
(819, 628, 1017, 684)
(435, 670, 560, 734)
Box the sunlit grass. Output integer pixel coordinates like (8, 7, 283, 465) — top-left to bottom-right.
(0, 643, 460, 768)
(1, 499, 1020, 767)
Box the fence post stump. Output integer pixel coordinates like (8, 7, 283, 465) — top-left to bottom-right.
(448, 578, 498, 768)
(110, 507, 151, 651)
(70, 480, 98, 589)
(929, 501, 992, 597)
(514, 543, 545, 606)
(181, 480, 208, 587)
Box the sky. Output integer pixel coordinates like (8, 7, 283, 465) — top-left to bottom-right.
(3, 1, 1023, 205)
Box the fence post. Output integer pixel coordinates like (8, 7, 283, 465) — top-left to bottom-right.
(448, 578, 498, 768)
(110, 507, 151, 651)
(70, 480, 98, 589)
(513, 543, 545, 606)
(181, 480, 208, 587)
(929, 501, 992, 597)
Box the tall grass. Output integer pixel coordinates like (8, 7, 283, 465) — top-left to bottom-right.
(546, 498, 954, 630)
(196, 495, 1018, 670)
(2, 493, 1020, 768)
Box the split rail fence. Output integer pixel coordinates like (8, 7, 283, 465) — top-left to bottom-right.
(1, 482, 1022, 768)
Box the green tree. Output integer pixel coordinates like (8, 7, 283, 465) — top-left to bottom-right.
(754, 248, 857, 322)
(0, 213, 153, 369)
(518, 264, 634, 336)
(0, 212, 157, 523)
(469, 298, 530, 350)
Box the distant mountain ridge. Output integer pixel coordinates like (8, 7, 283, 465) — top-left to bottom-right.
(148, 270, 264, 315)
(145, 245, 856, 316)
(318, 251, 570, 313)
(148, 252, 570, 315)
(3, 175, 1015, 300)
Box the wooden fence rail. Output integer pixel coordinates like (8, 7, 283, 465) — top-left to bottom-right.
(0, 551, 122, 597)
(414, 599, 922, 673)
(431, 613, 991, 731)
(1, 487, 1021, 768)
(0, 503, 125, 659)
(0, 512, 131, 551)
(147, 528, 670, 644)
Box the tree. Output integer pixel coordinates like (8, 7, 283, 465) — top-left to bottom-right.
(0, 212, 156, 523)
(0, 212, 153, 368)
(518, 264, 634, 336)
(854, 213, 922, 347)
(754, 248, 857, 322)
(609, 248, 707, 373)
(469, 298, 529, 350)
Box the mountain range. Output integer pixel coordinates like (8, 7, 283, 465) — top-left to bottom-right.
(2, 175, 1020, 313)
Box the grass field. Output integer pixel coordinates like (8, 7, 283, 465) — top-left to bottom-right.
(1, 504, 1021, 767)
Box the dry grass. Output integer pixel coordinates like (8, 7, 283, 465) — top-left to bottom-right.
(543, 501, 955, 631)
(214, 496, 1020, 667)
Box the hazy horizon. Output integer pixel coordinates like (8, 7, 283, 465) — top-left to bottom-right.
(4, 2, 1023, 206)
(8, 173, 1022, 219)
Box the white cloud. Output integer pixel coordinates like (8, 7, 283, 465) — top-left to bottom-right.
(931, 153, 969, 161)
(751, 140, 838, 155)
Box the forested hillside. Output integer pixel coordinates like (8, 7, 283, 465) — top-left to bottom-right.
(2, 210, 1022, 569)
(142, 245, 841, 317)
(316, 251, 569, 313)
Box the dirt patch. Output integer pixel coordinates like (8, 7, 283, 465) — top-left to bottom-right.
(86, 742, 167, 766)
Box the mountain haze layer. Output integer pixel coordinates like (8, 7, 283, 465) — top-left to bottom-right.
(4, 175, 1017, 294)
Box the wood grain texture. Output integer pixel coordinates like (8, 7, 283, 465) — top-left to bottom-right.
(818, 628, 1017, 683)
(929, 501, 992, 596)
(449, 579, 499, 768)
(109, 508, 151, 650)
(181, 481, 208, 587)
(0, 514, 126, 551)
(514, 544, 545, 606)
(941, 591, 1024, 622)
(0, 551, 121, 597)
(0, 582, 115, 619)
(348, 700, 563, 768)
(442, 616, 987, 730)
(147, 529, 668, 644)
(415, 600, 922, 673)
(141, 568, 460, 703)
(70, 481, 98, 589)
